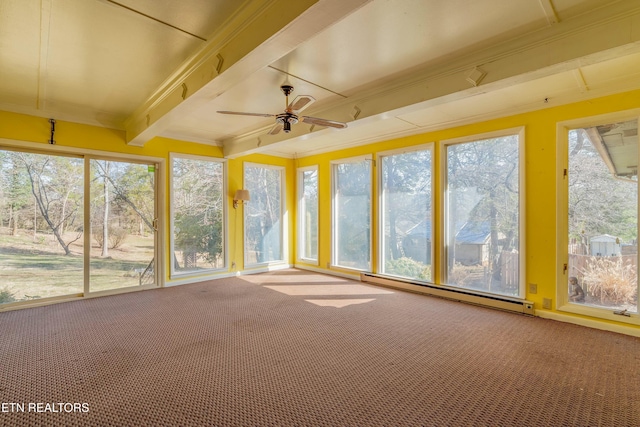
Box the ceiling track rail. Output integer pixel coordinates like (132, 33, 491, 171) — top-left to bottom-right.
(103, 0, 207, 41)
(268, 66, 348, 98)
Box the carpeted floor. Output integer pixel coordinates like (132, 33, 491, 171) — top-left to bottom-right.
(1, 269, 639, 426)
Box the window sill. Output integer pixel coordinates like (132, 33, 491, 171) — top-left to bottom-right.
(558, 302, 639, 326)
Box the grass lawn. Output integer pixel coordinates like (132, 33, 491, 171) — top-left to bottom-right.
(0, 229, 154, 303)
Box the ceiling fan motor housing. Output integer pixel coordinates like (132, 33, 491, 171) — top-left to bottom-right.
(276, 112, 298, 133)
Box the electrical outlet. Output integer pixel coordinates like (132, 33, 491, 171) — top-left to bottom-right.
(543, 298, 552, 310)
(523, 302, 534, 315)
(529, 283, 538, 294)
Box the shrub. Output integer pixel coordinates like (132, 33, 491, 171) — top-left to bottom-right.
(93, 226, 128, 249)
(449, 263, 486, 288)
(0, 287, 16, 304)
(581, 256, 637, 305)
(385, 257, 431, 281)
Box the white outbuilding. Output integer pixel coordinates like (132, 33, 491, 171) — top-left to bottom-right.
(589, 234, 621, 256)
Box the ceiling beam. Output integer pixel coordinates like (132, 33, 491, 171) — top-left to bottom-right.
(538, 0, 559, 26)
(124, 0, 372, 146)
(222, 0, 640, 158)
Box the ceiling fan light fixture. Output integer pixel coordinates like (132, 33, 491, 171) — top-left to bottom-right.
(276, 113, 298, 133)
(217, 84, 347, 135)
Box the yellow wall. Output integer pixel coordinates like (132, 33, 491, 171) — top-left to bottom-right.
(2, 87, 640, 334)
(295, 89, 640, 334)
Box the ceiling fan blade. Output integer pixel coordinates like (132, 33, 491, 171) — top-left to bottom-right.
(268, 123, 283, 135)
(300, 116, 348, 129)
(217, 111, 274, 118)
(287, 95, 315, 114)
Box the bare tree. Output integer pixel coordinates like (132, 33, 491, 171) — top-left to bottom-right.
(15, 153, 83, 255)
(93, 160, 154, 232)
(0, 153, 31, 235)
(172, 158, 224, 268)
(447, 136, 520, 284)
(568, 129, 637, 242)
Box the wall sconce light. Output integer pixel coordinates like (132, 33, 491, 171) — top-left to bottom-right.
(233, 189, 250, 209)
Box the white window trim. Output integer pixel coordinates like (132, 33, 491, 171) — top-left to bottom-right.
(439, 127, 526, 298)
(169, 153, 228, 279)
(556, 111, 640, 325)
(243, 162, 287, 268)
(377, 143, 434, 280)
(330, 154, 374, 272)
(297, 165, 319, 265)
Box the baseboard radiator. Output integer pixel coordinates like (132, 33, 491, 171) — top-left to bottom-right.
(360, 272, 535, 315)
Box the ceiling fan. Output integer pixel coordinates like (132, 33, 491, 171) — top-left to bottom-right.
(217, 85, 347, 135)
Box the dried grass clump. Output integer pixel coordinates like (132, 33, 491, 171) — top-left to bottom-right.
(93, 226, 128, 249)
(449, 263, 485, 287)
(582, 256, 637, 305)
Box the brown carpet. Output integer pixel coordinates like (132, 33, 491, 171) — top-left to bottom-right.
(1, 269, 639, 426)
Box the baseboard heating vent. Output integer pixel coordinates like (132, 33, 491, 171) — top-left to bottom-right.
(360, 273, 534, 315)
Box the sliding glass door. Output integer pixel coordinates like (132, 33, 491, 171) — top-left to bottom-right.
(0, 150, 84, 303)
(0, 148, 159, 306)
(90, 159, 156, 292)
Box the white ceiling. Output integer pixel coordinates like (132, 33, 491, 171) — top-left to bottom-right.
(2, 0, 640, 158)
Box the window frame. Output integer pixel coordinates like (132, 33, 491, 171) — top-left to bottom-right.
(0, 138, 165, 308)
(169, 153, 228, 279)
(377, 143, 434, 281)
(330, 154, 373, 272)
(297, 165, 319, 265)
(87, 156, 160, 295)
(440, 127, 526, 298)
(556, 111, 640, 325)
(243, 162, 287, 268)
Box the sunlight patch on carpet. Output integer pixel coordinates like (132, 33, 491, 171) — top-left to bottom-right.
(305, 298, 376, 308)
(263, 284, 394, 296)
(240, 274, 352, 284)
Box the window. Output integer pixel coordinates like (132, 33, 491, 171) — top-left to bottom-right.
(332, 156, 372, 271)
(0, 146, 160, 306)
(170, 155, 226, 277)
(244, 164, 285, 266)
(443, 131, 522, 297)
(297, 166, 318, 264)
(562, 117, 638, 316)
(379, 146, 433, 281)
